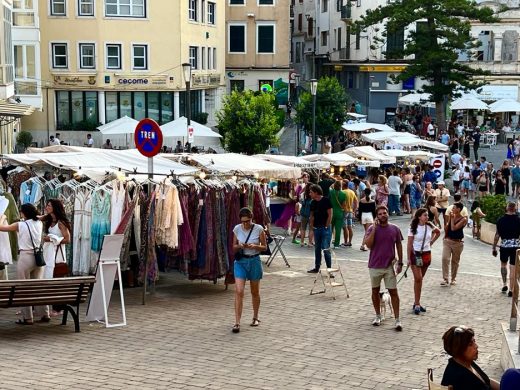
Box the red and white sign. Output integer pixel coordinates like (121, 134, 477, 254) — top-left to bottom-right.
(188, 126, 194, 143)
(134, 118, 163, 158)
(429, 155, 445, 179)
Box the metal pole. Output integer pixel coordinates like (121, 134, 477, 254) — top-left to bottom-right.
(186, 81, 191, 150)
(142, 156, 154, 305)
(312, 94, 316, 154)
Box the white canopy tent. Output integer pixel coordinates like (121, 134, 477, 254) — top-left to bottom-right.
(160, 116, 222, 138)
(346, 113, 367, 122)
(97, 116, 139, 135)
(379, 149, 437, 161)
(2, 149, 198, 181)
(489, 99, 520, 113)
(340, 146, 396, 164)
(385, 137, 449, 151)
(254, 154, 330, 169)
(26, 145, 104, 153)
(341, 122, 395, 132)
(450, 95, 488, 110)
(361, 132, 417, 143)
(300, 153, 379, 167)
(163, 153, 301, 179)
(398, 93, 434, 107)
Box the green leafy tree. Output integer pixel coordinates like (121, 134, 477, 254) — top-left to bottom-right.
(16, 130, 33, 150)
(295, 76, 349, 140)
(354, 0, 497, 130)
(217, 90, 280, 155)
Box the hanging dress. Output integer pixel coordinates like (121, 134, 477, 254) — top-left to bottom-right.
(110, 180, 126, 234)
(91, 190, 111, 252)
(73, 188, 93, 275)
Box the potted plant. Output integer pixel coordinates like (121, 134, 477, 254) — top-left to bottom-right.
(16, 130, 33, 152)
(478, 194, 507, 244)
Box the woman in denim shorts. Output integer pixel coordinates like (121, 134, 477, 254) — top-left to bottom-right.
(231, 207, 267, 333)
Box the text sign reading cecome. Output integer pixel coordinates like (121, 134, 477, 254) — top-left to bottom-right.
(134, 118, 163, 158)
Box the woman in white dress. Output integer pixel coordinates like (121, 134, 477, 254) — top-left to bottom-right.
(41, 199, 71, 279)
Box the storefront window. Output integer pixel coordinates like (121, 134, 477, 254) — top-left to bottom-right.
(55, 91, 99, 130)
(120, 92, 132, 117)
(103, 91, 179, 125)
(71, 92, 84, 124)
(133, 92, 146, 120)
(161, 93, 173, 123)
(179, 90, 202, 119)
(56, 91, 70, 127)
(147, 92, 160, 122)
(105, 92, 118, 122)
(85, 91, 97, 122)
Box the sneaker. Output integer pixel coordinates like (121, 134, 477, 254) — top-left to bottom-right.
(451, 280, 457, 286)
(372, 315, 382, 326)
(395, 319, 403, 331)
(333, 246, 341, 249)
(508, 291, 513, 297)
(414, 305, 421, 315)
(307, 268, 319, 273)
(440, 280, 449, 287)
(292, 239, 300, 244)
(502, 286, 508, 293)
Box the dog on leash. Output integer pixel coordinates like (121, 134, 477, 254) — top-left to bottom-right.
(379, 290, 393, 321)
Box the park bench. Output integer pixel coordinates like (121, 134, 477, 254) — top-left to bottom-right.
(0, 276, 96, 332)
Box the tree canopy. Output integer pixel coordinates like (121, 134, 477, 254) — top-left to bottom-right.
(354, 0, 497, 129)
(216, 90, 280, 155)
(295, 76, 349, 139)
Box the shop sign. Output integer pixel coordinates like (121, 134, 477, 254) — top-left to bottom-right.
(192, 74, 222, 87)
(53, 74, 97, 87)
(115, 75, 168, 89)
(359, 65, 407, 72)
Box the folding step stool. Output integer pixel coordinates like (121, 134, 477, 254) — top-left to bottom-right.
(309, 248, 349, 300)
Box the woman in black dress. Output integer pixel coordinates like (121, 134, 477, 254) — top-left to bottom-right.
(494, 170, 506, 195)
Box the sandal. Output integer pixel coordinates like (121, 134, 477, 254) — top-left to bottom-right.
(15, 319, 33, 325)
(250, 318, 261, 327)
(232, 324, 240, 333)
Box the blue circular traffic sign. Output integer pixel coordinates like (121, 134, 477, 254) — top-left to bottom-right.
(134, 118, 163, 158)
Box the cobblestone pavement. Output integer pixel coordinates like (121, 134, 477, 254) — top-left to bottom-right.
(0, 214, 512, 389)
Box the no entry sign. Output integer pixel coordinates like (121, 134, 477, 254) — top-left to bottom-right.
(429, 155, 445, 179)
(134, 118, 163, 158)
(432, 159, 443, 169)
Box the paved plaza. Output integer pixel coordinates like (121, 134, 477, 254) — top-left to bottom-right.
(0, 213, 513, 390)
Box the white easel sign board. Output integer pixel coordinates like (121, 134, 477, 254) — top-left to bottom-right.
(86, 234, 127, 328)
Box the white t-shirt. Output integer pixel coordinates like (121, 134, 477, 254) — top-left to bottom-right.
(427, 123, 434, 135)
(87, 138, 94, 146)
(452, 169, 461, 181)
(408, 224, 433, 252)
(388, 175, 403, 195)
(18, 219, 43, 251)
(233, 223, 264, 256)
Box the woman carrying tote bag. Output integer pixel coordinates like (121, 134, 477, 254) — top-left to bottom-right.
(41, 199, 71, 279)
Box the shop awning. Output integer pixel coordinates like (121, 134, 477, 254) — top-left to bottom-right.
(1, 149, 197, 177)
(168, 153, 301, 179)
(254, 154, 330, 169)
(341, 122, 395, 132)
(0, 100, 35, 117)
(340, 146, 396, 164)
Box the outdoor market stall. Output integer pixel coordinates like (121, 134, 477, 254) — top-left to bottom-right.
(341, 122, 395, 132)
(254, 154, 330, 169)
(339, 146, 397, 164)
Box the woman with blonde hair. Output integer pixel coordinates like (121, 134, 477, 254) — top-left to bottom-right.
(375, 175, 389, 206)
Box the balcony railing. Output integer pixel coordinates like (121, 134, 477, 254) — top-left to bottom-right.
(341, 5, 352, 19)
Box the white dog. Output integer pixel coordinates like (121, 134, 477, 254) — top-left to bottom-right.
(379, 290, 393, 321)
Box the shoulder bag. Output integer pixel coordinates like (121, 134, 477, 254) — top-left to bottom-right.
(413, 224, 429, 267)
(53, 244, 70, 278)
(333, 190, 347, 211)
(234, 224, 255, 261)
(25, 221, 45, 267)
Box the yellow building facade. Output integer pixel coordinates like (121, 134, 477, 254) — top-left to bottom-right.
(23, 0, 226, 147)
(226, 0, 291, 103)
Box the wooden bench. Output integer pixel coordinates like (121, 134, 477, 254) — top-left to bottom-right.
(0, 276, 96, 332)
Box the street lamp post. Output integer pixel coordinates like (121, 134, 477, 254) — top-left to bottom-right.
(295, 74, 301, 155)
(182, 63, 192, 151)
(310, 79, 318, 154)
